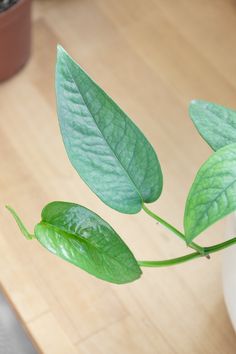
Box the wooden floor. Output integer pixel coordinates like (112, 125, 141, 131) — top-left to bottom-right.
(0, 0, 236, 352)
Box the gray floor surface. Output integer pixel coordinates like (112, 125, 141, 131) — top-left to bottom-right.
(0, 291, 38, 354)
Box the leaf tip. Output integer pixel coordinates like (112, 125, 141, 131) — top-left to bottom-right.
(56, 45, 72, 63)
(5, 204, 13, 214)
(190, 99, 198, 106)
(189, 99, 200, 112)
(57, 44, 65, 55)
(189, 99, 209, 112)
(189, 100, 198, 118)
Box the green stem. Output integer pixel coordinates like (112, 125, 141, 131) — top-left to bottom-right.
(138, 252, 200, 267)
(138, 237, 236, 267)
(204, 237, 236, 254)
(142, 203, 204, 254)
(6, 205, 35, 240)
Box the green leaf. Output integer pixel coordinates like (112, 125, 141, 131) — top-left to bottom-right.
(184, 143, 236, 243)
(56, 46, 163, 214)
(189, 100, 236, 151)
(8, 202, 142, 284)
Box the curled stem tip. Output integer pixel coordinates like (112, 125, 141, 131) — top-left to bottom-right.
(6, 205, 35, 240)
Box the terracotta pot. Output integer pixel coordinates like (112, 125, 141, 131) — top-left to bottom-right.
(0, 0, 31, 82)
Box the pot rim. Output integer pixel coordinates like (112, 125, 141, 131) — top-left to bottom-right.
(0, 0, 31, 28)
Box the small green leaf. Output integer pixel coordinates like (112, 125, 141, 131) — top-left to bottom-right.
(189, 100, 236, 151)
(8, 202, 142, 284)
(56, 46, 163, 214)
(184, 143, 236, 243)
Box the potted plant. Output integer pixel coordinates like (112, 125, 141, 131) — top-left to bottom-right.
(0, 0, 31, 81)
(223, 216, 236, 331)
(6, 46, 236, 326)
(188, 101, 236, 330)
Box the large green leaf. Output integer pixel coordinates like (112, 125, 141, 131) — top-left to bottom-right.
(7, 202, 142, 284)
(56, 46, 163, 214)
(184, 143, 236, 243)
(189, 100, 236, 151)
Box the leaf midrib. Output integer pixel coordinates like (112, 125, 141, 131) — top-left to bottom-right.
(205, 107, 236, 131)
(38, 221, 139, 274)
(186, 170, 236, 237)
(62, 54, 144, 204)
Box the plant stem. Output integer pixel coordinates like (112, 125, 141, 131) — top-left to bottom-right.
(142, 203, 204, 254)
(138, 237, 236, 267)
(138, 252, 200, 267)
(204, 237, 236, 254)
(6, 205, 35, 240)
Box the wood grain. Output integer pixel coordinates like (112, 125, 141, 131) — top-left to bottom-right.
(0, 0, 236, 352)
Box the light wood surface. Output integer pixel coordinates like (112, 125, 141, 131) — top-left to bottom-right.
(0, 0, 236, 353)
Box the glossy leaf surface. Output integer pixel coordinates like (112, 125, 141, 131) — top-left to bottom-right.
(56, 46, 163, 214)
(34, 202, 142, 284)
(184, 144, 236, 243)
(189, 100, 236, 151)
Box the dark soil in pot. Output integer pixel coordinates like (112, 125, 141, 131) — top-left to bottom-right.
(0, 1, 19, 13)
